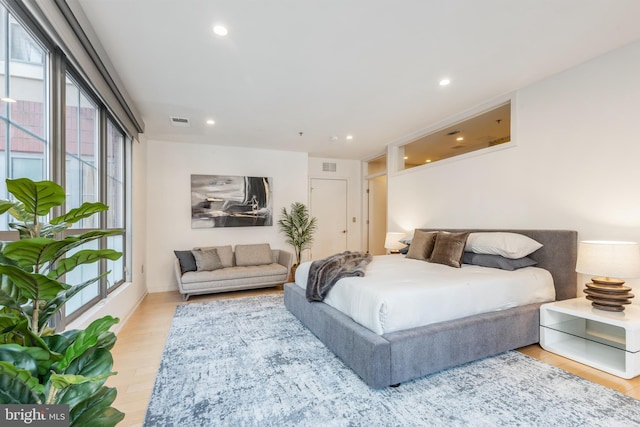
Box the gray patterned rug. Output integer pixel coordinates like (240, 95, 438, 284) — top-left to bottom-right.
(144, 294, 640, 426)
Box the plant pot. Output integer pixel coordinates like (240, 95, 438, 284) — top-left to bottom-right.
(289, 264, 298, 283)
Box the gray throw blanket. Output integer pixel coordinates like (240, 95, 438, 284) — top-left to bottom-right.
(306, 251, 373, 302)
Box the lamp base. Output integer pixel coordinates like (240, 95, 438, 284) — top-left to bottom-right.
(583, 277, 634, 312)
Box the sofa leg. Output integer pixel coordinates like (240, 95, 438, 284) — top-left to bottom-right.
(390, 383, 400, 388)
(182, 293, 189, 302)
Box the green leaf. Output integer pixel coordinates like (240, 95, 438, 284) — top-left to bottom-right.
(0, 315, 57, 356)
(42, 334, 71, 355)
(49, 249, 122, 280)
(49, 230, 124, 265)
(3, 237, 60, 269)
(39, 223, 71, 239)
(0, 264, 69, 301)
(49, 372, 114, 389)
(7, 201, 31, 224)
(37, 273, 108, 331)
(0, 361, 45, 404)
(4, 232, 122, 272)
(50, 202, 108, 225)
(70, 386, 124, 427)
(0, 278, 25, 313)
(0, 344, 39, 377)
(6, 178, 65, 217)
(55, 316, 119, 373)
(0, 199, 15, 214)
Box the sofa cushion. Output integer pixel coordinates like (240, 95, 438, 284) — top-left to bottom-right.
(192, 248, 223, 271)
(193, 245, 234, 267)
(180, 263, 288, 284)
(235, 243, 273, 266)
(174, 250, 197, 273)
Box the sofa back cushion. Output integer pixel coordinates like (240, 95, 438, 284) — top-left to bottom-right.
(193, 245, 234, 267)
(235, 243, 273, 266)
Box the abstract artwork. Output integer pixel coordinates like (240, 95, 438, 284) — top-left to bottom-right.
(191, 174, 272, 228)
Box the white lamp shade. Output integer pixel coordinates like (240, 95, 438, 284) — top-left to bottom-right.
(576, 240, 640, 279)
(384, 232, 406, 250)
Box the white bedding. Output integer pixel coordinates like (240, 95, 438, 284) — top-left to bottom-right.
(295, 255, 555, 335)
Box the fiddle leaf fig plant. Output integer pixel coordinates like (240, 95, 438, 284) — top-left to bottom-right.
(0, 177, 124, 426)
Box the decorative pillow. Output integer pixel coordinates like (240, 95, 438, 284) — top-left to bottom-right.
(429, 232, 469, 268)
(191, 249, 223, 271)
(462, 252, 538, 271)
(465, 232, 543, 259)
(174, 250, 197, 273)
(235, 243, 273, 266)
(193, 245, 234, 267)
(405, 230, 438, 261)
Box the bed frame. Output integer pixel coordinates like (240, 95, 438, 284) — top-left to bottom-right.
(284, 229, 577, 388)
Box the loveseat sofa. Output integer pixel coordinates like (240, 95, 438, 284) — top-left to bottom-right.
(174, 243, 293, 300)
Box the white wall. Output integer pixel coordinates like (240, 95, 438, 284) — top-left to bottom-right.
(308, 157, 362, 252)
(145, 140, 308, 293)
(387, 39, 640, 293)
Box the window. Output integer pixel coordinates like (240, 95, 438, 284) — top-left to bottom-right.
(0, 3, 132, 325)
(0, 6, 48, 229)
(65, 74, 99, 229)
(105, 118, 125, 290)
(398, 102, 511, 170)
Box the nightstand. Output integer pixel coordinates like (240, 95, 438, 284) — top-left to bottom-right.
(540, 297, 640, 379)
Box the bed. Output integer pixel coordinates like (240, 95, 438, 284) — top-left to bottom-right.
(283, 229, 577, 388)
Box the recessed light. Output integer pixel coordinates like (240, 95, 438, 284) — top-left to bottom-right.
(206, 119, 215, 125)
(439, 78, 451, 86)
(456, 137, 464, 141)
(404, 156, 408, 160)
(346, 135, 353, 140)
(1, 97, 16, 103)
(213, 25, 228, 36)
(425, 159, 432, 163)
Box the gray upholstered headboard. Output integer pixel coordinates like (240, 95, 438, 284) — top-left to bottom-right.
(417, 229, 578, 301)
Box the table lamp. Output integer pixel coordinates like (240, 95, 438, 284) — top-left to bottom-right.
(384, 232, 406, 254)
(575, 240, 640, 312)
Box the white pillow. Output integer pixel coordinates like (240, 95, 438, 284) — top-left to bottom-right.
(465, 232, 543, 259)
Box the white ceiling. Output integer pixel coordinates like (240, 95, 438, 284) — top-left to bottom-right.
(71, 0, 640, 160)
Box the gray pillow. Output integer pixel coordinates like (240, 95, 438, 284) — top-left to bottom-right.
(462, 252, 538, 271)
(194, 245, 234, 267)
(235, 243, 273, 266)
(191, 249, 223, 271)
(174, 250, 197, 273)
(429, 232, 469, 268)
(406, 230, 438, 261)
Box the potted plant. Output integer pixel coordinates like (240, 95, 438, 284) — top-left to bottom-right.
(277, 202, 318, 276)
(0, 178, 124, 426)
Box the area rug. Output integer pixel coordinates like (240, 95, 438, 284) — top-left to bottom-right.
(144, 294, 640, 426)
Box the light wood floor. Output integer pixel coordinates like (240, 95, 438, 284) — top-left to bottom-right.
(107, 289, 640, 427)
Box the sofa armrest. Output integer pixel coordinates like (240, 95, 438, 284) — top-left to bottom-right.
(174, 258, 184, 284)
(274, 249, 293, 271)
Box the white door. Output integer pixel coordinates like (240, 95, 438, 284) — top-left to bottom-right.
(310, 178, 348, 260)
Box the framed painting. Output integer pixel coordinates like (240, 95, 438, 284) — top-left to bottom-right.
(191, 174, 273, 228)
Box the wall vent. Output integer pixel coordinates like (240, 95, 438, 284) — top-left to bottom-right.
(170, 116, 191, 127)
(322, 162, 337, 172)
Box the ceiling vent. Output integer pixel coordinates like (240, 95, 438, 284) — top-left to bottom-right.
(170, 116, 191, 127)
(322, 162, 337, 172)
